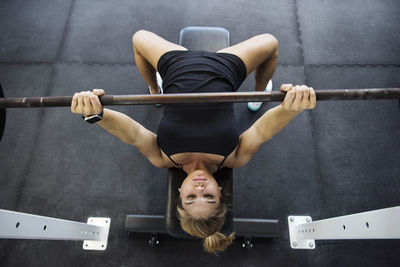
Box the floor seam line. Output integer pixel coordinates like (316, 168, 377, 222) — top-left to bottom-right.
(1, 61, 399, 68)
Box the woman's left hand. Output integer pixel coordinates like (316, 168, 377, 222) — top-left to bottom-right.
(280, 84, 316, 112)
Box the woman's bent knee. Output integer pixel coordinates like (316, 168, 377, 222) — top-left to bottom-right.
(254, 34, 278, 56)
(258, 33, 278, 48)
(132, 30, 152, 46)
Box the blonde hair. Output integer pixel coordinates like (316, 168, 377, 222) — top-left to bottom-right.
(177, 203, 235, 254)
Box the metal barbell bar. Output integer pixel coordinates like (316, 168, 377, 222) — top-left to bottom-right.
(0, 88, 399, 108)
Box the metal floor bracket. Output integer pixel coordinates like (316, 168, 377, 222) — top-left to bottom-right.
(83, 217, 111, 251)
(288, 216, 315, 249)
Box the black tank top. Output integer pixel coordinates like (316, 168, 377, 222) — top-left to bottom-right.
(156, 50, 247, 165)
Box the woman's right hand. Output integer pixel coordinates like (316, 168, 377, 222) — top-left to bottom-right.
(280, 84, 316, 112)
(71, 89, 105, 116)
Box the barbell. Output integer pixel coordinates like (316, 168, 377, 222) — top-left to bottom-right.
(0, 84, 5, 144)
(0, 83, 399, 142)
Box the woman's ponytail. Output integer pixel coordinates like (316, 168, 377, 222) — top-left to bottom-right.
(177, 203, 235, 254)
(204, 232, 235, 255)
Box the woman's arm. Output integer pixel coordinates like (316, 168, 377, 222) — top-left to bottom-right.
(227, 84, 316, 168)
(71, 89, 168, 168)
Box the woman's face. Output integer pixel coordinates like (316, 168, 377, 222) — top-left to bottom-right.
(179, 170, 222, 219)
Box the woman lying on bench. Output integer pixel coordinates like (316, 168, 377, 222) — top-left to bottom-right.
(71, 30, 316, 254)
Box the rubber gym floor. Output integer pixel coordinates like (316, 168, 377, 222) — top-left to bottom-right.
(0, 0, 399, 266)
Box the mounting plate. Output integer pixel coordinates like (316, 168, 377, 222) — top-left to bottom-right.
(83, 217, 111, 251)
(288, 216, 315, 249)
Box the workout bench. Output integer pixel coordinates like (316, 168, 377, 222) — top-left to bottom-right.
(124, 26, 279, 249)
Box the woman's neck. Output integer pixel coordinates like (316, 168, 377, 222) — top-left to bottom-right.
(182, 158, 217, 175)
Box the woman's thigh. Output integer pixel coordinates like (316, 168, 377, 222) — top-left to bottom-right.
(132, 30, 187, 70)
(217, 34, 278, 76)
